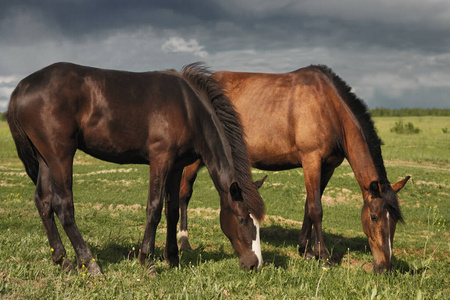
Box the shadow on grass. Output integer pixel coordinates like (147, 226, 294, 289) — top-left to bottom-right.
(179, 244, 236, 267)
(261, 225, 369, 265)
(86, 226, 417, 275)
(260, 224, 421, 274)
(89, 241, 236, 270)
(90, 241, 141, 266)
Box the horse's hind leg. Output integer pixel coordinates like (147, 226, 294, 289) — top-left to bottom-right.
(178, 160, 202, 250)
(299, 157, 334, 263)
(46, 153, 102, 275)
(34, 158, 75, 272)
(139, 153, 175, 276)
(298, 200, 314, 259)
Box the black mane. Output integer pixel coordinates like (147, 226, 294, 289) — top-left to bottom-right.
(312, 65, 403, 222)
(180, 63, 265, 220)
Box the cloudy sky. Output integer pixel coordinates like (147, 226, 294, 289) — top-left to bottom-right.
(1, 0, 449, 111)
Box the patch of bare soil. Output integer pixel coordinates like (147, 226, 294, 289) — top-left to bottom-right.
(73, 168, 135, 176)
(73, 156, 96, 165)
(321, 189, 360, 206)
(264, 215, 302, 227)
(385, 159, 450, 171)
(414, 180, 449, 189)
(0, 171, 27, 177)
(187, 207, 220, 219)
(108, 204, 143, 212)
(0, 165, 28, 183)
(0, 166, 23, 171)
(97, 179, 134, 187)
(0, 180, 25, 187)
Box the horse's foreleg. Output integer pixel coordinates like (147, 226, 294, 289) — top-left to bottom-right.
(178, 160, 201, 250)
(164, 169, 183, 267)
(34, 159, 75, 273)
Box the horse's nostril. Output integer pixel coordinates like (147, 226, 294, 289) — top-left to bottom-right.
(240, 252, 260, 271)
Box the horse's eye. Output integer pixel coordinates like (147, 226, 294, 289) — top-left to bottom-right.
(237, 217, 244, 224)
(370, 214, 378, 222)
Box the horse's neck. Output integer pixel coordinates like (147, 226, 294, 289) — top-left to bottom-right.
(196, 116, 235, 193)
(339, 106, 379, 193)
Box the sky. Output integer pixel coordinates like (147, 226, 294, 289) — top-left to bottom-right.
(1, 0, 449, 111)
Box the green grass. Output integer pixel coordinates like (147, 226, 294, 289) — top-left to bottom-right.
(373, 116, 450, 164)
(0, 117, 449, 299)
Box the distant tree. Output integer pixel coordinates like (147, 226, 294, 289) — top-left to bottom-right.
(0, 111, 7, 121)
(370, 108, 450, 117)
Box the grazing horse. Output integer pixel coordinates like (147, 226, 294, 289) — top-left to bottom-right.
(178, 65, 410, 274)
(7, 62, 265, 275)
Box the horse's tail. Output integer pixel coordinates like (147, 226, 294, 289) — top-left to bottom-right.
(7, 86, 39, 185)
(180, 62, 265, 221)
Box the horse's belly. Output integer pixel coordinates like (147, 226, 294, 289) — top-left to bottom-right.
(248, 146, 302, 171)
(77, 129, 149, 164)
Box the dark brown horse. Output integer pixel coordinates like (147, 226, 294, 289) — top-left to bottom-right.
(7, 62, 265, 276)
(178, 65, 410, 274)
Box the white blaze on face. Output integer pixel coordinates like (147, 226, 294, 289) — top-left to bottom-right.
(250, 214, 263, 269)
(387, 212, 392, 260)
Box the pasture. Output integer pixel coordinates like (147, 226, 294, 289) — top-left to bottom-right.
(0, 116, 449, 299)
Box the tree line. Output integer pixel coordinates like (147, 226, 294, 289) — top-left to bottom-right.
(370, 108, 450, 117)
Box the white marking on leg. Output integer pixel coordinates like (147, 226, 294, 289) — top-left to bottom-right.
(177, 230, 189, 240)
(387, 212, 392, 260)
(250, 214, 263, 269)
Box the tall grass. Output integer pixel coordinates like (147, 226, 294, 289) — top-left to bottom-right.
(0, 118, 449, 299)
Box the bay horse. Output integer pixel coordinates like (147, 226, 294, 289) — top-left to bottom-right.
(7, 62, 265, 276)
(178, 65, 410, 274)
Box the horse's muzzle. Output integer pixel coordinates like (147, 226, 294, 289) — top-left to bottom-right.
(239, 252, 261, 271)
(373, 261, 392, 274)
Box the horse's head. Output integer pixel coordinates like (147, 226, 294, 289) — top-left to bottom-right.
(219, 176, 266, 271)
(361, 176, 410, 274)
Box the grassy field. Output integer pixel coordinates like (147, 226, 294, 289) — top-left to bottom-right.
(0, 116, 449, 299)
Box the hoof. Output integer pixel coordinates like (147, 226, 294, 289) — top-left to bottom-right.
(178, 231, 192, 251)
(324, 258, 334, 267)
(304, 252, 315, 260)
(168, 258, 179, 268)
(87, 260, 103, 275)
(179, 236, 193, 251)
(62, 258, 76, 274)
(147, 262, 157, 278)
(315, 253, 334, 268)
(164, 251, 180, 268)
(299, 246, 315, 260)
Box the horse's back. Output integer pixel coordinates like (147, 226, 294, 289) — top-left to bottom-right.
(10, 63, 196, 165)
(213, 67, 344, 170)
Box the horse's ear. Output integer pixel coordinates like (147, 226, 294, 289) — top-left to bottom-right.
(369, 181, 381, 198)
(392, 176, 411, 193)
(254, 175, 267, 189)
(230, 182, 243, 201)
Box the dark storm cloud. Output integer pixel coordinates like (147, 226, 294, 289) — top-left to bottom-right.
(1, 0, 222, 40)
(0, 0, 449, 110)
(4, 0, 447, 52)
